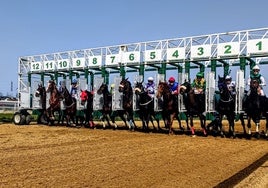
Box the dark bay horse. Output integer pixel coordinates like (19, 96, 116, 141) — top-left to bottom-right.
(134, 81, 160, 132)
(79, 90, 94, 128)
(243, 78, 266, 138)
(96, 83, 118, 129)
(59, 85, 77, 127)
(118, 78, 136, 130)
(46, 80, 61, 125)
(179, 82, 207, 137)
(214, 76, 236, 138)
(156, 82, 180, 134)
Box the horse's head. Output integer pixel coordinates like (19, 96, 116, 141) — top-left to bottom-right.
(217, 76, 228, 93)
(134, 81, 144, 95)
(250, 78, 260, 90)
(35, 83, 45, 97)
(156, 81, 169, 98)
(119, 78, 132, 94)
(97, 83, 108, 95)
(179, 82, 191, 95)
(46, 80, 56, 92)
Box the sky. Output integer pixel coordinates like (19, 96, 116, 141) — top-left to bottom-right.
(0, 0, 268, 97)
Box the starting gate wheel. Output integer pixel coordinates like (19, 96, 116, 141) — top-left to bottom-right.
(13, 112, 26, 125)
(25, 115, 32, 125)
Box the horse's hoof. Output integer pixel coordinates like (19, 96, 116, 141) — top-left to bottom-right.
(255, 133, 260, 139)
(191, 134, 196, 137)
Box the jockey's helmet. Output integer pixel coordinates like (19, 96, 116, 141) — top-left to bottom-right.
(148, 77, 154, 82)
(72, 79, 78, 84)
(225, 75, 232, 81)
(252, 65, 260, 72)
(196, 72, 204, 78)
(110, 84, 115, 89)
(168, 76, 175, 83)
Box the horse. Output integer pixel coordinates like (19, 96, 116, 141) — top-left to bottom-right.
(45, 80, 61, 125)
(58, 85, 77, 127)
(156, 82, 181, 134)
(213, 76, 236, 138)
(96, 83, 117, 129)
(79, 89, 94, 128)
(179, 81, 207, 137)
(134, 81, 160, 132)
(118, 78, 136, 130)
(243, 78, 266, 139)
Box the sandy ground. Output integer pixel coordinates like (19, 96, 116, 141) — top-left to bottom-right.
(0, 120, 267, 187)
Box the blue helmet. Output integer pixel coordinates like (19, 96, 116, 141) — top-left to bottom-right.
(72, 79, 78, 84)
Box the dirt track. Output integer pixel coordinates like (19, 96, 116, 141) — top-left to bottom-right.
(0, 121, 267, 187)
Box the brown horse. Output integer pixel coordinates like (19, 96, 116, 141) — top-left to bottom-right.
(179, 81, 207, 137)
(243, 78, 265, 139)
(156, 82, 178, 134)
(59, 85, 77, 127)
(46, 80, 61, 125)
(118, 78, 136, 130)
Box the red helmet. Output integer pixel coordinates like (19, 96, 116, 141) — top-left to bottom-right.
(169, 77, 175, 83)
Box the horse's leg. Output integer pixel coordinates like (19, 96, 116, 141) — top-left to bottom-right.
(169, 113, 176, 135)
(190, 115, 195, 136)
(200, 114, 207, 137)
(227, 114, 236, 138)
(110, 111, 118, 129)
(176, 113, 184, 131)
(247, 116, 252, 139)
(239, 113, 247, 136)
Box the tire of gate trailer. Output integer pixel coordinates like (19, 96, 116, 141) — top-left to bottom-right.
(13, 112, 26, 125)
(40, 113, 48, 125)
(25, 115, 32, 125)
(13, 112, 21, 125)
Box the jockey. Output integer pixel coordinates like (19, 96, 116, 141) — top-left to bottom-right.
(247, 65, 266, 96)
(225, 75, 236, 95)
(70, 79, 79, 99)
(168, 76, 179, 95)
(145, 76, 155, 98)
(192, 72, 206, 94)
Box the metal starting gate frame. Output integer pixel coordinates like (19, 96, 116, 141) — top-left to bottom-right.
(15, 27, 268, 125)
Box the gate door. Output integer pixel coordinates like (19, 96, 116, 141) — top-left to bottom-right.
(133, 75, 143, 111)
(154, 74, 165, 111)
(112, 76, 123, 111)
(77, 78, 88, 110)
(205, 72, 216, 113)
(93, 77, 104, 111)
(32, 81, 42, 109)
(178, 73, 188, 112)
(235, 70, 245, 114)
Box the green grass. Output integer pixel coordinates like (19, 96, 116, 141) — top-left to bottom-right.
(0, 113, 14, 123)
